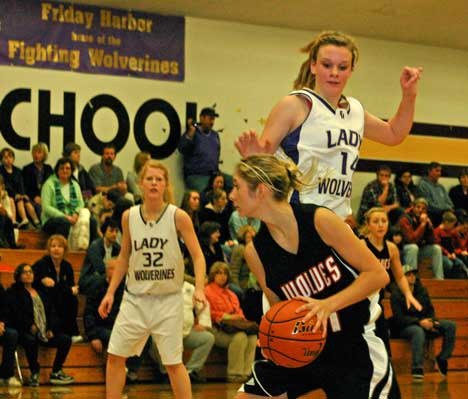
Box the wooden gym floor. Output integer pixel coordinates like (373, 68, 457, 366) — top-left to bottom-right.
(1, 371, 467, 399)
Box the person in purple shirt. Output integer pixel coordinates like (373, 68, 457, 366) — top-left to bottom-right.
(178, 107, 232, 192)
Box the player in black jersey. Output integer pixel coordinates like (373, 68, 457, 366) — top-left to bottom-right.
(362, 207, 422, 353)
(230, 154, 399, 398)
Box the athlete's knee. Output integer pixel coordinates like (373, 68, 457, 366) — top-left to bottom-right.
(107, 353, 127, 366)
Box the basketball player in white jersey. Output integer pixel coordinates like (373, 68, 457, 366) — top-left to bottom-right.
(98, 160, 206, 399)
(236, 30, 422, 224)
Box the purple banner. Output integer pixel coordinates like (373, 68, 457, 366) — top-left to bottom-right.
(0, 0, 185, 81)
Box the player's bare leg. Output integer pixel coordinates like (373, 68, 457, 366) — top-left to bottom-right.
(106, 353, 127, 399)
(166, 363, 192, 399)
(235, 393, 287, 399)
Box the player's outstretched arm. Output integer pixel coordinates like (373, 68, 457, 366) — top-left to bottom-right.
(364, 66, 422, 146)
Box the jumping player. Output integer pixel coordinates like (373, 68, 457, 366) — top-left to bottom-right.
(235, 31, 422, 224)
(230, 155, 398, 398)
(362, 207, 422, 353)
(98, 160, 206, 399)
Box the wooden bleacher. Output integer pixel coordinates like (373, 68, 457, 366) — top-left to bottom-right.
(0, 230, 466, 383)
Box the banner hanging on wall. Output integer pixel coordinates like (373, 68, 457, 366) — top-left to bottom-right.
(0, 0, 185, 81)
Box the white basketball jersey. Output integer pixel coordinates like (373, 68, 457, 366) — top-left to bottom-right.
(277, 89, 365, 218)
(127, 204, 184, 295)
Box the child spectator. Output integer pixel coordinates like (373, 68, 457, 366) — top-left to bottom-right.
(0, 175, 22, 249)
(0, 147, 40, 228)
(434, 211, 468, 278)
(452, 214, 468, 266)
(22, 142, 53, 219)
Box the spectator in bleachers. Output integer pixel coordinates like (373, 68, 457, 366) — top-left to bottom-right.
(230, 225, 257, 294)
(22, 142, 53, 220)
(199, 189, 234, 250)
(7, 263, 74, 386)
(449, 168, 468, 217)
(390, 263, 456, 380)
(198, 221, 225, 273)
(418, 162, 454, 226)
(84, 258, 124, 358)
(180, 190, 201, 234)
(63, 143, 96, 203)
(126, 151, 151, 204)
(200, 172, 225, 207)
(357, 165, 401, 225)
(205, 262, 257, 384)
(88, 188, 122, 232)
(89, 144, 132, 202)
(0, 175, 23, 249)
(0, 283, 21, 387)
(453, 214, 468, 266)
(399, 198, 444, 279)
(178, 107, 232, 193)
(395, 168, 421, 210)
(228, 210, 260, 243)
(0, 147, 40, 229)
(41, 157, 95, 251)
(79, 218, 121, 296)
(434, 211, 468, 278)
(32, 235, 81, 343)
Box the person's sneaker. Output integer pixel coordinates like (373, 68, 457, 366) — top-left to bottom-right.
(28, 372, 40, 387)
(126, 371, 138, 384)
(436, 356, 448, 377)
(50, 370, 74, 385)
(71, 335, 84, 344)
(188, 370, 206, 383)
(6, 376, 22, 387)
(412, 367, 424, 380)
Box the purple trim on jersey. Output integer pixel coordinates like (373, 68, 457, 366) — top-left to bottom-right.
(280, 125, 301, 203)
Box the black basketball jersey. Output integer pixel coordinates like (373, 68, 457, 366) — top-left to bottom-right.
(253, 203, 380, 335)
(364, 238, 394, 301)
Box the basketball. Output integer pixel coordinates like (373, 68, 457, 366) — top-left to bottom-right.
(259, 298, 326, 368)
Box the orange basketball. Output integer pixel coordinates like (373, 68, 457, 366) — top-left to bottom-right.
(259, 298, 326, 368)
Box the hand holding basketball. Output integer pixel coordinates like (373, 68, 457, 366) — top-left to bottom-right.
(259, 299, 327, 368)
(295, 295, 334, 338)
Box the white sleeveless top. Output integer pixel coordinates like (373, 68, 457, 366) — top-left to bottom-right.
(126, 204, 184, 295)
(277, 89, 365, 218)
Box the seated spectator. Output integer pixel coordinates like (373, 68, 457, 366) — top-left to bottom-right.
(230, 225, 257, 293)
(452, 214, 468, 266)
(63, 142, 96, 202)
(150, 281, 215, 384)
(199, 189, 234, 249)
(199, 221, 225, 273)
(180, 190, 201, 234)
(89, 144, 133, 202)
(228, 210, 260, 243)
(0, 147, 40, 229)
(126, 151, 151, 204)
(390, 264, 456, 380)
(449, 168, 468, 218)
(204, 262, 257, 384)
(434, 211, 468, 278)
(22, 142, 53, 219)
(395, 169, 421, 210)
(0, 175, 23, 249)
(79, 218, 121, 295)
(418, 162, 454, 226)
(88, 188, 122, 232)
(32, 235, 81, 343)
(399, 198, 444, 279)
(357, 165, 401, 225)
(7, 263, 74, 386)
(201, 172, 226, 207)
(0, 283, 20, 387)
(41, 157, 96, 251)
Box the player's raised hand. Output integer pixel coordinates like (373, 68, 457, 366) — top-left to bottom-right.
(235, 130, 271, 158)
(400, 66, 423, 97)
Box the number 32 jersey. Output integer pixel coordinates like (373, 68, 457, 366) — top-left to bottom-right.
(277, 89, 365, 218)
(127, 204, 184, 296)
